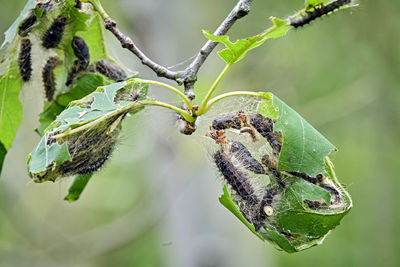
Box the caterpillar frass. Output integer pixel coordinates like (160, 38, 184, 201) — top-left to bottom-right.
(18, 38, 32, 82)
(42, 56, 59, 101)
(290, 0, 352, 28)
(42, 15, 67, 49)
(214, 149, 259, 205)
(95, 60, 127, 82)
(230, 141, 265, 174)
(66, 36, 90, 86)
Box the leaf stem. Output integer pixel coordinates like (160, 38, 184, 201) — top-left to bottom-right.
(201, 91, 272, 114)
(197, 62, 233, 115)
(129, 78, 193, 111)
(139, 99, 195, 122)
(54, 99, 194, 140)
(85, 0, 109, 20)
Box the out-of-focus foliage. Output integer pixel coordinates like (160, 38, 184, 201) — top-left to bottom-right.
(1, 0, 400, 266)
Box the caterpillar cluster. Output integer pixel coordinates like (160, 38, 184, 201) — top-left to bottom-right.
(290, 0, 352, 28)
(16, 1, 128, 102)
(208, 110, 344, 231)
(34, 112, 128, 182)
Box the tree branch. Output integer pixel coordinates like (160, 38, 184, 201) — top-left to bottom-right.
(180, 0, 253, 97)
(101, 0, 253, 99)
(104, 18, 179, 80)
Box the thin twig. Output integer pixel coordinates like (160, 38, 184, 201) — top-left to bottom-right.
(102, 0, 253, 98)
(104, 18, 179, 80)
(180, 0, 253, 97)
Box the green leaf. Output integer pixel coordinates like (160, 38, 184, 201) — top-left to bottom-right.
(219, 185, 263, 240)
(64, 173, 93, 202)
(266, 95, 336, 176)
(0, 58, 23, 151)
(203, 17, 291, 64)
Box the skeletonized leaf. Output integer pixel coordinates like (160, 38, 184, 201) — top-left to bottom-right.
(28, 80, 148, 182)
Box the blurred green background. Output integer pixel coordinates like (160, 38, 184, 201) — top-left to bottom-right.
(1, 0, 399, 266)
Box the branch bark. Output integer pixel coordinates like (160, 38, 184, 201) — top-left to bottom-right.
(102, 0, 253, 99)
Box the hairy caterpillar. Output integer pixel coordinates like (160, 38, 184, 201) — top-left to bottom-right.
(18, 1, 54, 37)
(211, 113, 241, 131)
(18, 14, 36, 37)
(95, 60, 127, 82)
(261, 155, 286, 188)
(210, 111, 282, 154)
(71, 36, 90, 62)
(18, 38, 32, 82)
(214, 149, 259, 205)
(290, 0, 352, 28)
(74, 0, 82, 9)
(253, 188, 278, 230)
(230, 141, 265, 174)
(66, 36, 90, 86)
(42, 56, 59, 101)
(42, 15, 67, 49)
(55, 114, 124, 176)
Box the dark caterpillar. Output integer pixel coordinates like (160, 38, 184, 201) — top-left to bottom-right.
(18, 13, 36, 37)
(254, 188, 278, 230)
(18, 1, 54, 37)
(42, 56, 59, 101)
(95, 60, 127, 82)
(286, 171, 324, 184)
(212, 113, 241, 131)
(261, 155, 286, 188)
(249, 113, 281, 155)
(74, 0, 82, 9)
(18, 38, 32, 82)
(76, 145, 113, 174)
(71, 36, 90, 62)
(290, 0, 352, 28)
(214, 150, 259, 205)
(230, 141, 265, 174)
(42, 15, 67, 49)
(319, 183, 342, 204)
(211, 112, 282, 154)
(66, 36, 90, 86)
